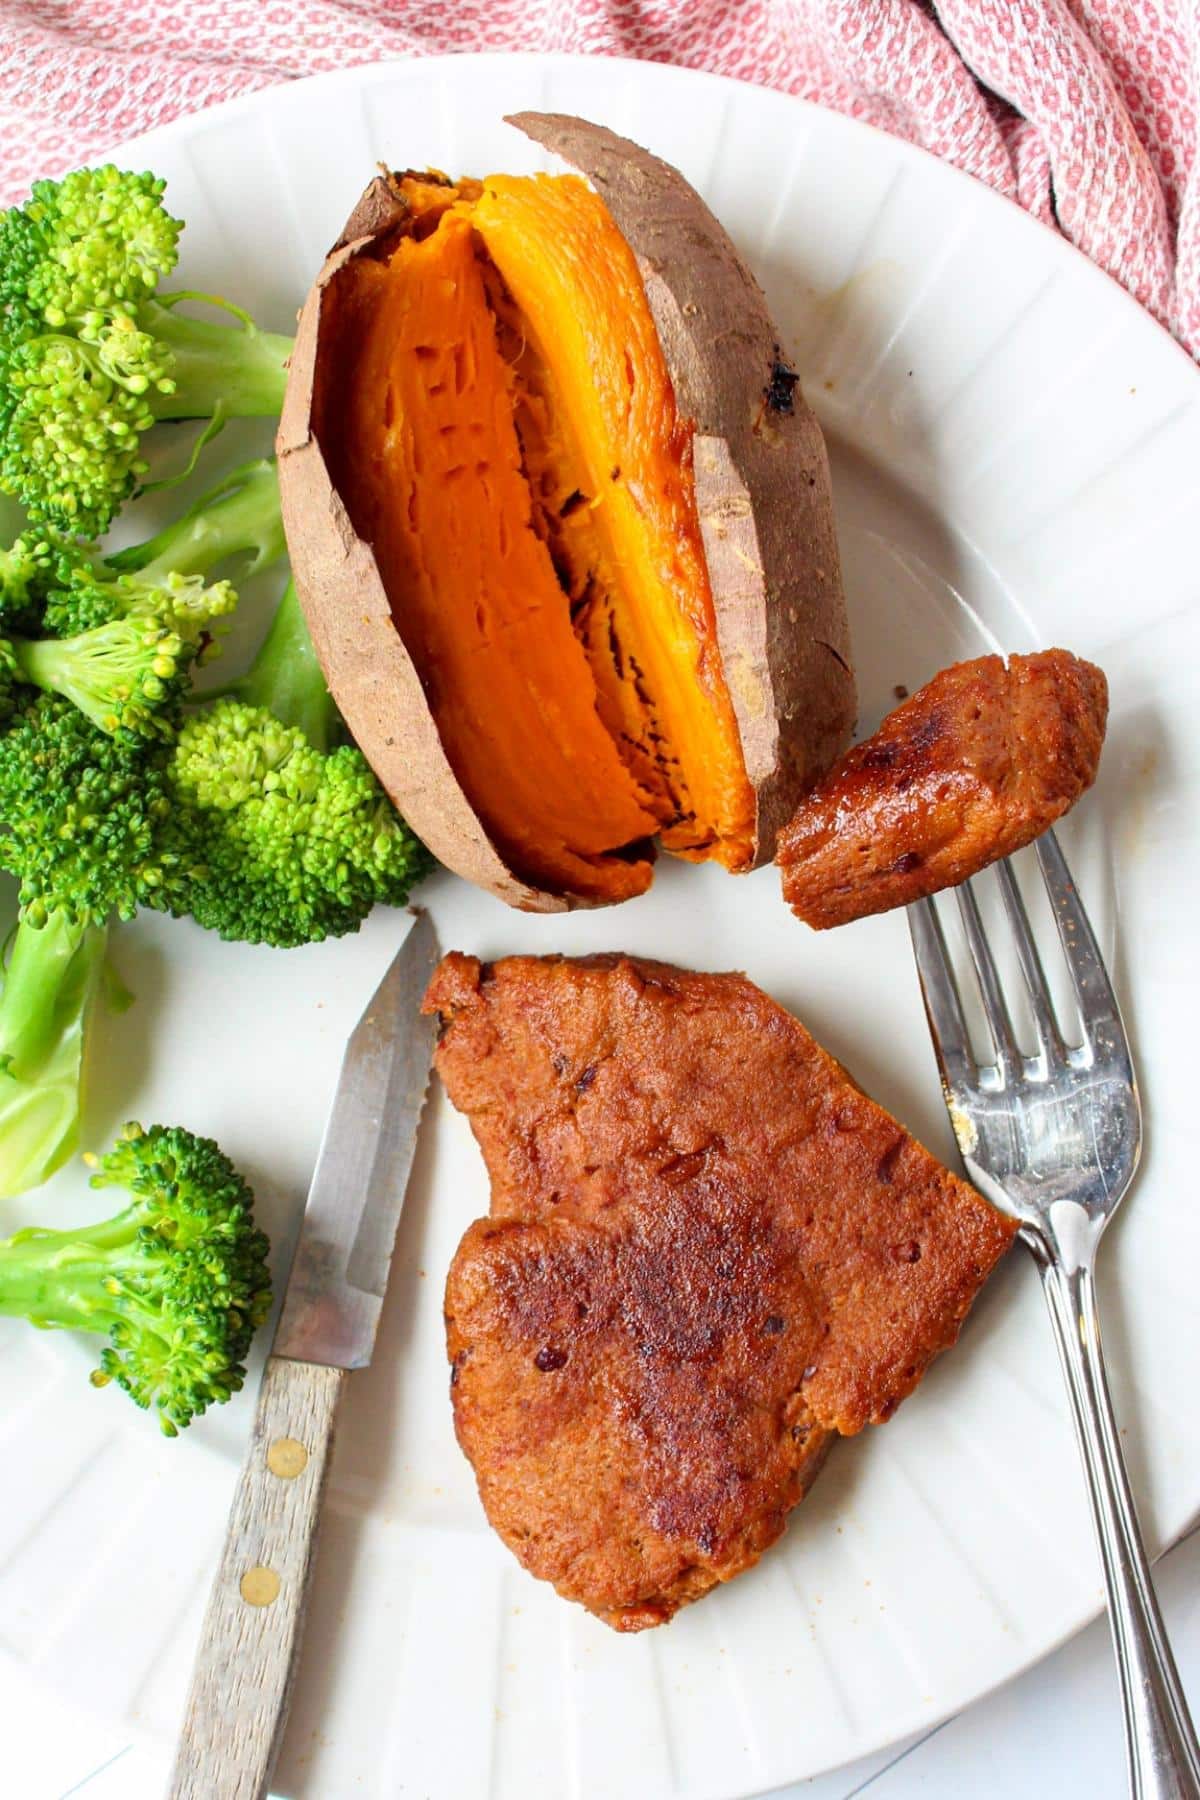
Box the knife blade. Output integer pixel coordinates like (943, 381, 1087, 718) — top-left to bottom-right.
(168, 908, 441, 1800)
(273, 905, 441, 1368)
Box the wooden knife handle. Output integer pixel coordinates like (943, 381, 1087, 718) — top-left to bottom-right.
(167, 1355, 347, 1800)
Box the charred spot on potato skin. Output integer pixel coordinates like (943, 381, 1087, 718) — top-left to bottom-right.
(534, 1345, 569, 1372)
(891, 850, 922, 876)
(818, 639, 853, 677)
(766, 353, 800, 415)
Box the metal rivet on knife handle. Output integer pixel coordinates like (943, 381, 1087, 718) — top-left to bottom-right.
(267, 1437, 309, 1480)
(240, 1566, 281, 1608)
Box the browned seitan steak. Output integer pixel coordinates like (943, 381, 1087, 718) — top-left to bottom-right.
(426, 952, 1016, 1631)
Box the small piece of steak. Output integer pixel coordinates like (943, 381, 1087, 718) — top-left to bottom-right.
(778, 650, 1107, 929)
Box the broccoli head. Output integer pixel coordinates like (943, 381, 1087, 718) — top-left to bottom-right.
(0, 529, 55, 628)
(36, 456, 282, 644)
(0, 679, 180, 1196)
(0, 1121, 272, 1434)
(36, 544, 239, 648)
(0, 690, 178, 926)
(0, 456, 283, 672)
(7, 613, 188, 740)
(0, 167, 293, 535)
(0, 459, 289, 1195)
(156, 697, 433, 945)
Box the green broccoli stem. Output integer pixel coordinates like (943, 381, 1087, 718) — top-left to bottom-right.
(0, 913, 107, 1197)
(0, 1223, 185, 1360)
(140, 300, 293, 424)
(9, 634, 68, 698)
(1, 910, 93, 1074)
(207, 578, 335, 753)
(105, 457, 286, 585)
(0, 1235, 140, 1331)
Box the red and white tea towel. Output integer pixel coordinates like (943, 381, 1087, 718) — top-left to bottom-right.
(0, 0, 1196, 358)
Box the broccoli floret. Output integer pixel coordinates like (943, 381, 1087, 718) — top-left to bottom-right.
(0, 1121, 272, 1434)
(0, 168, 293, 535)
(0, 457, 288, 738)
(0, 690, 176, 926)
(0, 530, 54, 623)
(38, 548, 238, 648)
(0, 692, 187, 1198)
(0, 682, 183, 1197)
(7, 614, 187, 739)
(0, 647, 205, 1196)
(143, 567, 432, 945)
(0, 464, 285, 1190)
(156, 692, 432, 945)
(0, 456, 282, 657)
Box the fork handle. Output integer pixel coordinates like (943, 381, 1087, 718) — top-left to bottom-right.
(1033, 1217, 1200, 1800)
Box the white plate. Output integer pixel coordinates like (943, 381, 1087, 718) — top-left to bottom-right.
(1, 51, 1198, 1800)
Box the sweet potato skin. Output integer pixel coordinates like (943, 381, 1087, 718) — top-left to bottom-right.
(778, 650, 1108, 928)
(510, 114, 857, 858)
(278, 178, 573, 913)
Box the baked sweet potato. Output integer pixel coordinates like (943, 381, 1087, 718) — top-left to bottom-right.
(278, 119, 855, 910)
(778, 650, 1108, 928)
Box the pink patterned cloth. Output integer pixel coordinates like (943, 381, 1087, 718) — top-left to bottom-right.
(0, 1, 1196, 357)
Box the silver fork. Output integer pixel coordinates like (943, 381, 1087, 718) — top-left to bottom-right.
(908, 828, 1200, 1800)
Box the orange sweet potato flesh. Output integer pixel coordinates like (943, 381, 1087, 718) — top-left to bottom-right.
(320, 202, 658, 900)
(470, 176, 753, 865)
(312, 170, 757, 901)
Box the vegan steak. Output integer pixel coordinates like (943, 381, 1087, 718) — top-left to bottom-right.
(425, 951, 1016, 1630)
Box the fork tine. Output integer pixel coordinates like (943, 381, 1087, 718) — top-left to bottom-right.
(954, 879, 1019, 1076)
(906, 897, 976, 1089)
(1034, 829, 1127, 1063)
(995, 857, 1065, 1060)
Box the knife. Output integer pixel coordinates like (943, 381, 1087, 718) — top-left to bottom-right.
(167, 909, 440, 1800)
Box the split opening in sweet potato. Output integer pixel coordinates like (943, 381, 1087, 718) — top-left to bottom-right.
(313, 170, 757, 901)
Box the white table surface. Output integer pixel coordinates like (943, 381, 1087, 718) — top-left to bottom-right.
(6, 1519, 1198, 1800)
